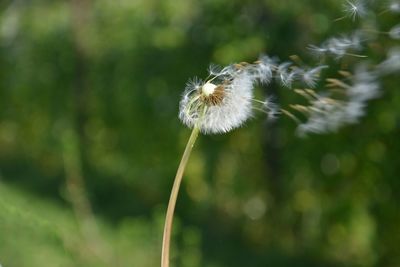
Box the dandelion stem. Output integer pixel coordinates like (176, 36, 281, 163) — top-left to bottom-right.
(161, 125, 200, 267)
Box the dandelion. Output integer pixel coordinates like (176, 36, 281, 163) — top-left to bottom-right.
(179, 64, 256, 134)
(163, 60, 277, 267)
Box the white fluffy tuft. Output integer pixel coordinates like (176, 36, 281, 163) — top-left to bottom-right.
(179, 66, 256, 134)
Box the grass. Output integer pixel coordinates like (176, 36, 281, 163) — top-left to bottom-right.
(0, 182, 162, 267)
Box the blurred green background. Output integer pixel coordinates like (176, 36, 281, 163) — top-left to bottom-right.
(0, 0, 399, 266)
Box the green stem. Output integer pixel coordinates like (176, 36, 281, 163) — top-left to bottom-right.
(161, 126, 200, 267)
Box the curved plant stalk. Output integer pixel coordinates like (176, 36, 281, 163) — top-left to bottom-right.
(161, 125, 200, 267)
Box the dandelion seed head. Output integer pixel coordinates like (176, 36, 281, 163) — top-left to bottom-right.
(179, 65, 255, 134)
